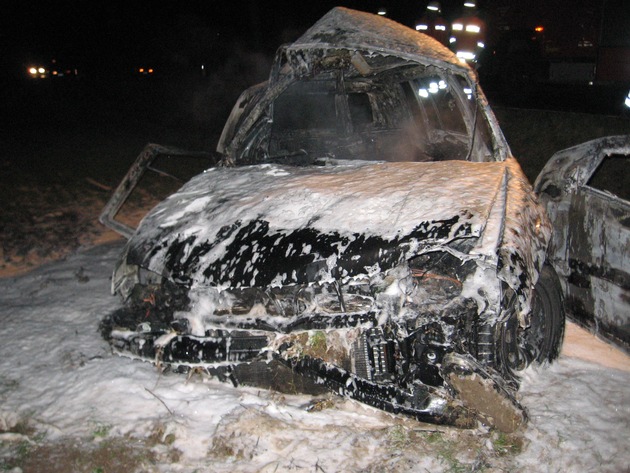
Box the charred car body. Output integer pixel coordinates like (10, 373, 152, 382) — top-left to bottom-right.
(101, 8, 565, 432)
(536, 135, 630, 352)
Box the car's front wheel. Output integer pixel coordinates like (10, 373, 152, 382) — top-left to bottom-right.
(495, 263, 565, 378)
(524, 263, 565, 363)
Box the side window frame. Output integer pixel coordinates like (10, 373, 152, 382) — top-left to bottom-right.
(584, 154, 630, 202)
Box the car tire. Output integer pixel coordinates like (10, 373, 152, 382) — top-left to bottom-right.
(527, 263, 565, 364)
(495, 263, 565, 378)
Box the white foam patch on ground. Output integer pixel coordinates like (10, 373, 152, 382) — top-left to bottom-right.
(0, 243, 628, 472)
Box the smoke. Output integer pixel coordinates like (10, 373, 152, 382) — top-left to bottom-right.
(187, 43, 273, 134)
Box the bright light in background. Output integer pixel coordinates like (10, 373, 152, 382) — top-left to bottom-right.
(419, 81, 447, 98)
(464, 2, 476, 7)
(27, 63, 77, 78)
(456, 51, 476, 61)
(466, 25, 481, 33)
(449, 37, 456, 43)
(464, 87, 473, 99)
(377, 7, 387, 16)
(435, 25, 446, 31)
(477, 41, 485, 48)
(625, 90, 630, 109)
(27, 66, 48, 78)
(416, 24, 428, 31)
(452, 23, 463, 31)
(535, 26, 544, 32)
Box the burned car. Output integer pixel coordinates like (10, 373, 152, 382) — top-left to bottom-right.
(535, 135, 630, 352)
(100, 8, 565, 432)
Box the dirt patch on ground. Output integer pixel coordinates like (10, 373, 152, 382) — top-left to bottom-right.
(0, 181, 115, 277)
(0, 186, 140, 278)
(1, 430, 181, 473)
(0, 173, 174, 278)
(562, 322, 630, 372)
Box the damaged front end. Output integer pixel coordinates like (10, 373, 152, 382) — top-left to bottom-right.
(103, 239, 526, 432)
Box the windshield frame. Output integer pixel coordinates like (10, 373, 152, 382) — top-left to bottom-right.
(223, 48, 509, 165)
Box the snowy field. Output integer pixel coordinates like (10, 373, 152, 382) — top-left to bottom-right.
(0, 242, 628, 472)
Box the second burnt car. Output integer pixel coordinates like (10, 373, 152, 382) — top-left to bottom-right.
(100, 8, 565, 432)
(535, 135, 630, 352)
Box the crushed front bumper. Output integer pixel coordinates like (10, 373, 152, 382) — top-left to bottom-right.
(102, 312, 526, 432)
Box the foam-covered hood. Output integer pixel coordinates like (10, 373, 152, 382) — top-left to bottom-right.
(125, 158, 549, 299)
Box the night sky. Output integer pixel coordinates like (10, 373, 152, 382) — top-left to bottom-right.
(4, 0, 626, 118)
(3, 1, 469, 76)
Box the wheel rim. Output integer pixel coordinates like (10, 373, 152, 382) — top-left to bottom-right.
(498, 315, 529, 375)
(524, 285, 553, 363)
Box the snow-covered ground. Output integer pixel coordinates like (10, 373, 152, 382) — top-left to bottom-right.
(0, 243, 628, 472)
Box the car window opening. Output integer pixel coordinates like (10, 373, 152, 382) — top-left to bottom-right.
(586, 154, 630, 201)
(262, 61, 490, 164)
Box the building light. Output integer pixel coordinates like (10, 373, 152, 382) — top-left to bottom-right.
(477, 41, 485, 48)
(435, 25, 446, 31)
(466, 25, 481, 33)
(449, 37, 457, 44)
(452, 23, 463, 31)
(416, 24, 428, 31)
(535, 26, 544, 32)
(464, 2, 476, 7)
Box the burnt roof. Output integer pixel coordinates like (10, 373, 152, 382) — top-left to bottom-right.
(287, 7, 467, 71)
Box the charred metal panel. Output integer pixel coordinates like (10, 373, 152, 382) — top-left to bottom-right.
(152, 217, 474, 288)
(567, 188, 630, 348)
(286, 7, 465, 73)
(535, 135, 630, 350)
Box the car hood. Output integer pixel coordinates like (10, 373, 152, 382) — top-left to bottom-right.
(123, 157, 549, 313)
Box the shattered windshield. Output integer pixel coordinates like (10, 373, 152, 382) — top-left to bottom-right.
(237, 61, 495, 164)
